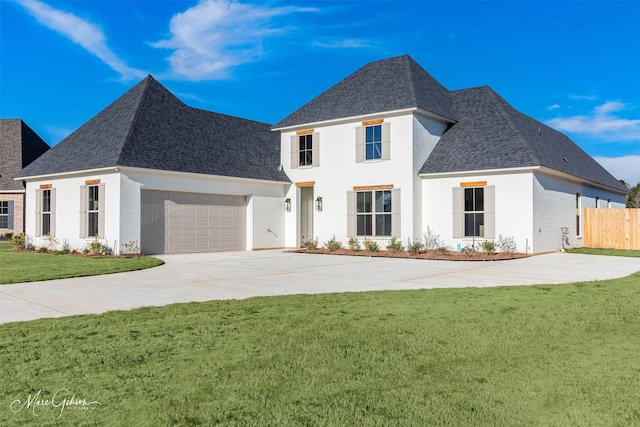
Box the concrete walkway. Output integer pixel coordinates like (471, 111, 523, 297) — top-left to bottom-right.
(1, 251, 638, 324)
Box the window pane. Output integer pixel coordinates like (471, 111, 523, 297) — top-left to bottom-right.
(357, 192, 372, 213)
(474, 188, 484, 211)
(42, 213, 51, 236)
(42, 190, 51, 212)
(464, 213, 474, 236)
(375, 190, 392, 213)
(89, 186, 99, 211)
(0, 216, 7, 228)
(366, 126, 374, 143)
(464, 188, 474, 211)
(475, 213, 484, 237)
(357, 214, 372, 236)
(88, 212, 99, 237)
(0, 201, 7, 215)
(375, 213, 392, 236)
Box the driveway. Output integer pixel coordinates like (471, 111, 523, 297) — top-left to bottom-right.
(1, 250, 638, 324)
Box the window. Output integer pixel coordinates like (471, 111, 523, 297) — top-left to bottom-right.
(576, 193, 581, 236)
(88, 185, 100, 237)
(355, 121, 390, 163)
(80, 183, 104, 238)
(0, 201, 9, 229)
(290, 132, 319, 168)
(464, 187, 484, 237)
(299, 134, 313, 166)
(347, 188, 400, 237)
(35, 188, 55, 237)
(453, 185, 495, 239)
(42, 189, 51, 236)
(365, 125, 382, 160)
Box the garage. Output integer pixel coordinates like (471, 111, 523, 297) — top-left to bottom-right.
(141, 190, 246, 254)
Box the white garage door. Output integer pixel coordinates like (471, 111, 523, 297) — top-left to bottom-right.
(141, 190, 246, 254)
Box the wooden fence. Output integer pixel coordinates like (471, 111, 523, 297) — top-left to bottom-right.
(583, 208, 640, 250)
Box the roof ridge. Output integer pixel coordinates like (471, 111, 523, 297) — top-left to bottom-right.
(404, 56, 419, 107)
(115, 76, 155, 166)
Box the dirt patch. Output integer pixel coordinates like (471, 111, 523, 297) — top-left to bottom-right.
(289, 248, 530, 261)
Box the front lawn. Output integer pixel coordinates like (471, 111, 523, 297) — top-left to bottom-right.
(2, 271, 640, 426)
(0, 242, 164, 284)
(566, 247, 640, 258)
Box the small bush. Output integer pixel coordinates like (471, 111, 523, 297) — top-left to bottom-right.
(386, 236, 404, 252)
(1, 232, 13, 241)
(436, 246, 451, 253)
(302, 239, 318, 250)
(348, 236, 361, 252)
(407, 238, 424, 256)
(121, 240, 140, 255)
(38, 246, 49, 253)
(87, 237, 109, 256)
(11, 232, 26, 250)
(423, 227, 444, 250)
(364, 239, 380, 252)
(324, 235, 342, 251)
(480, 240, 496, 255)
(461, 244, 476, 257)
(496, 235, 518, 253)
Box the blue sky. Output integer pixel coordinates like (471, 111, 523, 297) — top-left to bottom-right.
(2, 0, 639, 184)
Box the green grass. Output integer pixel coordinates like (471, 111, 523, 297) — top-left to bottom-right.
(566, 247, 640, 258)
(0, 242, 164, 284)
(2, 272, 640, 426)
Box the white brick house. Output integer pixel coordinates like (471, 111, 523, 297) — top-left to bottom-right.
(16, 55, 628, 254)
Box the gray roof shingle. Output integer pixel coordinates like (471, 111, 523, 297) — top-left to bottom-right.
(273, 55, 456, 128)
(420, 86, 628, 193)
(16, 76, 290, 183)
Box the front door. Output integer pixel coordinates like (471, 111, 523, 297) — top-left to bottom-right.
(300, 186, 314, 246)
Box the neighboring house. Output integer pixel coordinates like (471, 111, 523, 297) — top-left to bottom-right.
(0, 119, 50, 235)
(273, 55, 628, 253)
(16, 55, 628, 254)
(15, 76, 289, 253)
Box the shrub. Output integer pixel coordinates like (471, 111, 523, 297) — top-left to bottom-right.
(121, 240, 140, 255)
(11, 232, 26, 250)
(87, 237, 109, 256)
(302, 239, 318, 250)
(423, 227, 444, 250)
(461, 244, 476, 257)
(1, 232, 13, 241)
(324, 235, 342, 251)
(44, 236, 59, 251)
(364, 239, 380, 252)
(407, 238, 424, 256)
(496, 234, 518, 253)
(348, 236, 361, 252)
(386, 236, 403, 252)
(480, 240, 496, 255)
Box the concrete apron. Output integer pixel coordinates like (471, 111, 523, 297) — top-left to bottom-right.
(1, 251, 638, 324)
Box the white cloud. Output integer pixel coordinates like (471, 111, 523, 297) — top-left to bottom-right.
(546, 103, 560, 111)
(16, 0, 145, 80)
(312, 39, 376, 49)
(569, 94, 598, 101)
(546, 101, 640, 141)
(153, 0, 316, 81)
(594, 155, 640, 185)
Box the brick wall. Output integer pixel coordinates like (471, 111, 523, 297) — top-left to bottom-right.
(0, 193, 25, 233)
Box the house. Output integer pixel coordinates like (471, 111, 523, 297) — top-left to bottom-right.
(0, 119, 50, 235)
(16, 55, 628, 254)
(15, 76, 289, 253)
(273, 55, 628, 253)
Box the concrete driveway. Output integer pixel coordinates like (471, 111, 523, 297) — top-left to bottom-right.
(1, 250, 638, 324)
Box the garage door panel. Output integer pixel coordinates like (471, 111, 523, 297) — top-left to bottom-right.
(141, 190, 246, 254)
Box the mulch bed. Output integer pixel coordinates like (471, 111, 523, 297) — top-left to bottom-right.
(289, 248, 530, 261)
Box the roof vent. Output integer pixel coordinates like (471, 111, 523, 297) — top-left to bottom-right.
(563, 158, 568, 162)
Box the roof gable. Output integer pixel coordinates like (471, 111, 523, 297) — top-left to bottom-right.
(16, 77, 289, 183)
(0, 119, 49, 190)
(420, 86, 628, 193)
(274, 55, 456, 128)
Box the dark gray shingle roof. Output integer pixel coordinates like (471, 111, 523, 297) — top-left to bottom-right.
(420, 86, 628, 193)
(274, 55, 456, 128)
(1, 119, 49, 190)
(16, 76, 289, 183)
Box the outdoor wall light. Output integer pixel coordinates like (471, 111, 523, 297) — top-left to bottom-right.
(284, 198, 291, 212)
(315, 196, 323, 212)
